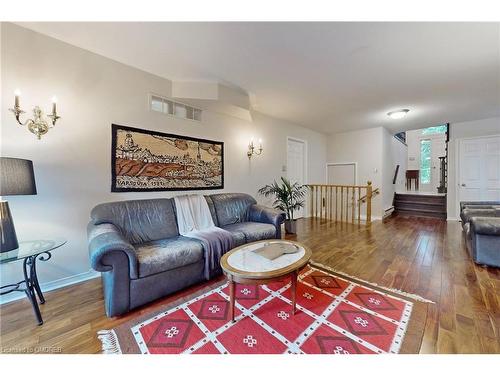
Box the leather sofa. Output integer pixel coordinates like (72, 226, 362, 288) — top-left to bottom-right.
(460, 208, 500, 230)
(87, 193, 285, 317)
(460, 201, 500, 222)
(460, 201, 500, 267)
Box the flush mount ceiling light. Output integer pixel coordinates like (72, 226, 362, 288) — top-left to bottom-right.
(387, 109, 410, 119)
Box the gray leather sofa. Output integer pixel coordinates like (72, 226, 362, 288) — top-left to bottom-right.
(87, 193, 285, 317)
(460, 208, 500, 230)
(460, 201, 500, 267)
(460, 201, 500, 222)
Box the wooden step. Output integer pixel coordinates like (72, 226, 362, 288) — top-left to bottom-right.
(395, 204, 446, 214)
(394, 209, 447, 219)
(394, 193, 446, 203)
(394, 199, 445, 207)
(393, 193, 447, 220)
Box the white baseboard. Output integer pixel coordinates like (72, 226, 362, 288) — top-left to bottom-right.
(0, 269, 100, 305)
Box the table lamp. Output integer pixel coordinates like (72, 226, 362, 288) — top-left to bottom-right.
(0, 157, 37, 252)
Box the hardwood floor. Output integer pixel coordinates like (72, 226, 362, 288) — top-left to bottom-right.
(1, 215, 499, 353)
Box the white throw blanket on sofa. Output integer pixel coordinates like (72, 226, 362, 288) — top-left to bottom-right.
(174, 194, 216, 235)
(173, 194, 234, 279)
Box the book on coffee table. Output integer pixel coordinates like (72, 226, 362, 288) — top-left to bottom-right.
(253, 242, 300, 260)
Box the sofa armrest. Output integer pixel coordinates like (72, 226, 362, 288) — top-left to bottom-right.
(470, 217, 500, 236)
(87, 222, 139, 279)
(248, 204, 286, 238)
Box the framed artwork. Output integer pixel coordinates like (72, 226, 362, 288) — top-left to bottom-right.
(111, 124, 224, 192)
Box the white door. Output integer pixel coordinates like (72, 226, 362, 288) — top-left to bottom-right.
(419, 135, 447, 192)
(327, 163, 356, 185)
(287, 138, 306, 218)
(459, 136, 500, 203)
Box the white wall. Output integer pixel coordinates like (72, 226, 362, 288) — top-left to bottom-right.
(0, 23, 327, 301)
(391, 136, 408, 193)
(328, 127, 384, 218)
(406, 129, 421, 170)
(382, 129, 407, 209)
(381, 128, 393, 212)
(447, 117, 500, 219)
(328, 127, 407, 217)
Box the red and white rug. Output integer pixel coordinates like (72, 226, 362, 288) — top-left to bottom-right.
(99, 265, 425, 354)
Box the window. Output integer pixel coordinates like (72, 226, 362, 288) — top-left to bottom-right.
(420, 139, 431, 184)
(422, 124, 447, 135)
(150, 94, 202, 122)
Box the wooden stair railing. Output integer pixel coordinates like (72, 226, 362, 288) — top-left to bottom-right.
(307, 181, 378, 225)
(358, 188, 380, 203)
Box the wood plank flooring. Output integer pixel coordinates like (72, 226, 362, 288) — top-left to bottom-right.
(1, 215, 499, 353)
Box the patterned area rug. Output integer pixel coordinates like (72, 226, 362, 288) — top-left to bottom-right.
(98, 264, 427, 354)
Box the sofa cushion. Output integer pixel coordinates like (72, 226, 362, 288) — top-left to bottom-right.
(204, 195, 219, 227)
(222, 227, 246, 247)
(134, 236, 203, 277)
(223, 222, 276, 243)
(460, 201, 500, 212)
(210, 193, 257, 227)
(91, 199, 179, 244)
(461, 208, 500, 223)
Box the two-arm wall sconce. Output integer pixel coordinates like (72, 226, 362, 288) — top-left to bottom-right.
(9, 89, 61, 140)
(247, 138, 263, 159)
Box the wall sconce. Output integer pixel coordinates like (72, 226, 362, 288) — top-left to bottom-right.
(9, 89, 61, 140)
(247, 138, 263, 159)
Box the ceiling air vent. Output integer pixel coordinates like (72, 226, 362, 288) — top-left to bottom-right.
(150, 94, 202, 122)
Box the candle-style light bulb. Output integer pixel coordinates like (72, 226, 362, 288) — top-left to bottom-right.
(51, 96, 57, 115)
(14, 89, 21, 107)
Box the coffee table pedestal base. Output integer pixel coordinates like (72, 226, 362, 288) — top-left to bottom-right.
(227, 269, 300, 323)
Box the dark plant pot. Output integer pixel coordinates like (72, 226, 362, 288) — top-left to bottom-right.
(284, 219, 297, 234)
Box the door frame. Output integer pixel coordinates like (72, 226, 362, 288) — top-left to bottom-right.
(286, 136, 308, 219)
(455, 133, 500, 218)
(417, 133, 446, 192)
(325, 162, 358, 185)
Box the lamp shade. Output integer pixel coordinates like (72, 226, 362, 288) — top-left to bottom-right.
(0, 157, 37, 196)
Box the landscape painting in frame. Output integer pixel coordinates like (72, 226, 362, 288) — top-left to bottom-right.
(111, 124, 224, 192)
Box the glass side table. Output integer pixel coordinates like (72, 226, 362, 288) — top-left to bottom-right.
(0, 238, 66, 325)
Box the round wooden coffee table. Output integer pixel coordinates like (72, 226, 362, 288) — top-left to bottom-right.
(220, 239, 312, 322)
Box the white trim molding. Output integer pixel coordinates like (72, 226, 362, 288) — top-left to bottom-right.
(454, 133, 500, 218)
(0, 269, 100, 305)
(286, 136, 309, 184)
(287, 136, 309, 219)
(325, 162, 358, 185)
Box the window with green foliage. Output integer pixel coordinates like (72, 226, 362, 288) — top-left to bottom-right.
(420, 139, 431, 184)
(422, 125, 447, 135)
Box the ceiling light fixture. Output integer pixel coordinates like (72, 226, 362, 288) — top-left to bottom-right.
(387, 109, 410, 119)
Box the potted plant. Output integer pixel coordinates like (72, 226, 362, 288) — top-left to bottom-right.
(258, 177, 308, 234)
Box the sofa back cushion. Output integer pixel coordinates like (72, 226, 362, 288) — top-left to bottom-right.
(209, 193, 257, 227)
(91, 198, 179, 244)
(204, 195, 219, 226)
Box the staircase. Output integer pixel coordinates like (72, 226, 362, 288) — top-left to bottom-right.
(393, 193, 447, 219)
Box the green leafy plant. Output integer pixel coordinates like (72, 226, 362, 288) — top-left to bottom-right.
(258, 177, 307, 221)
